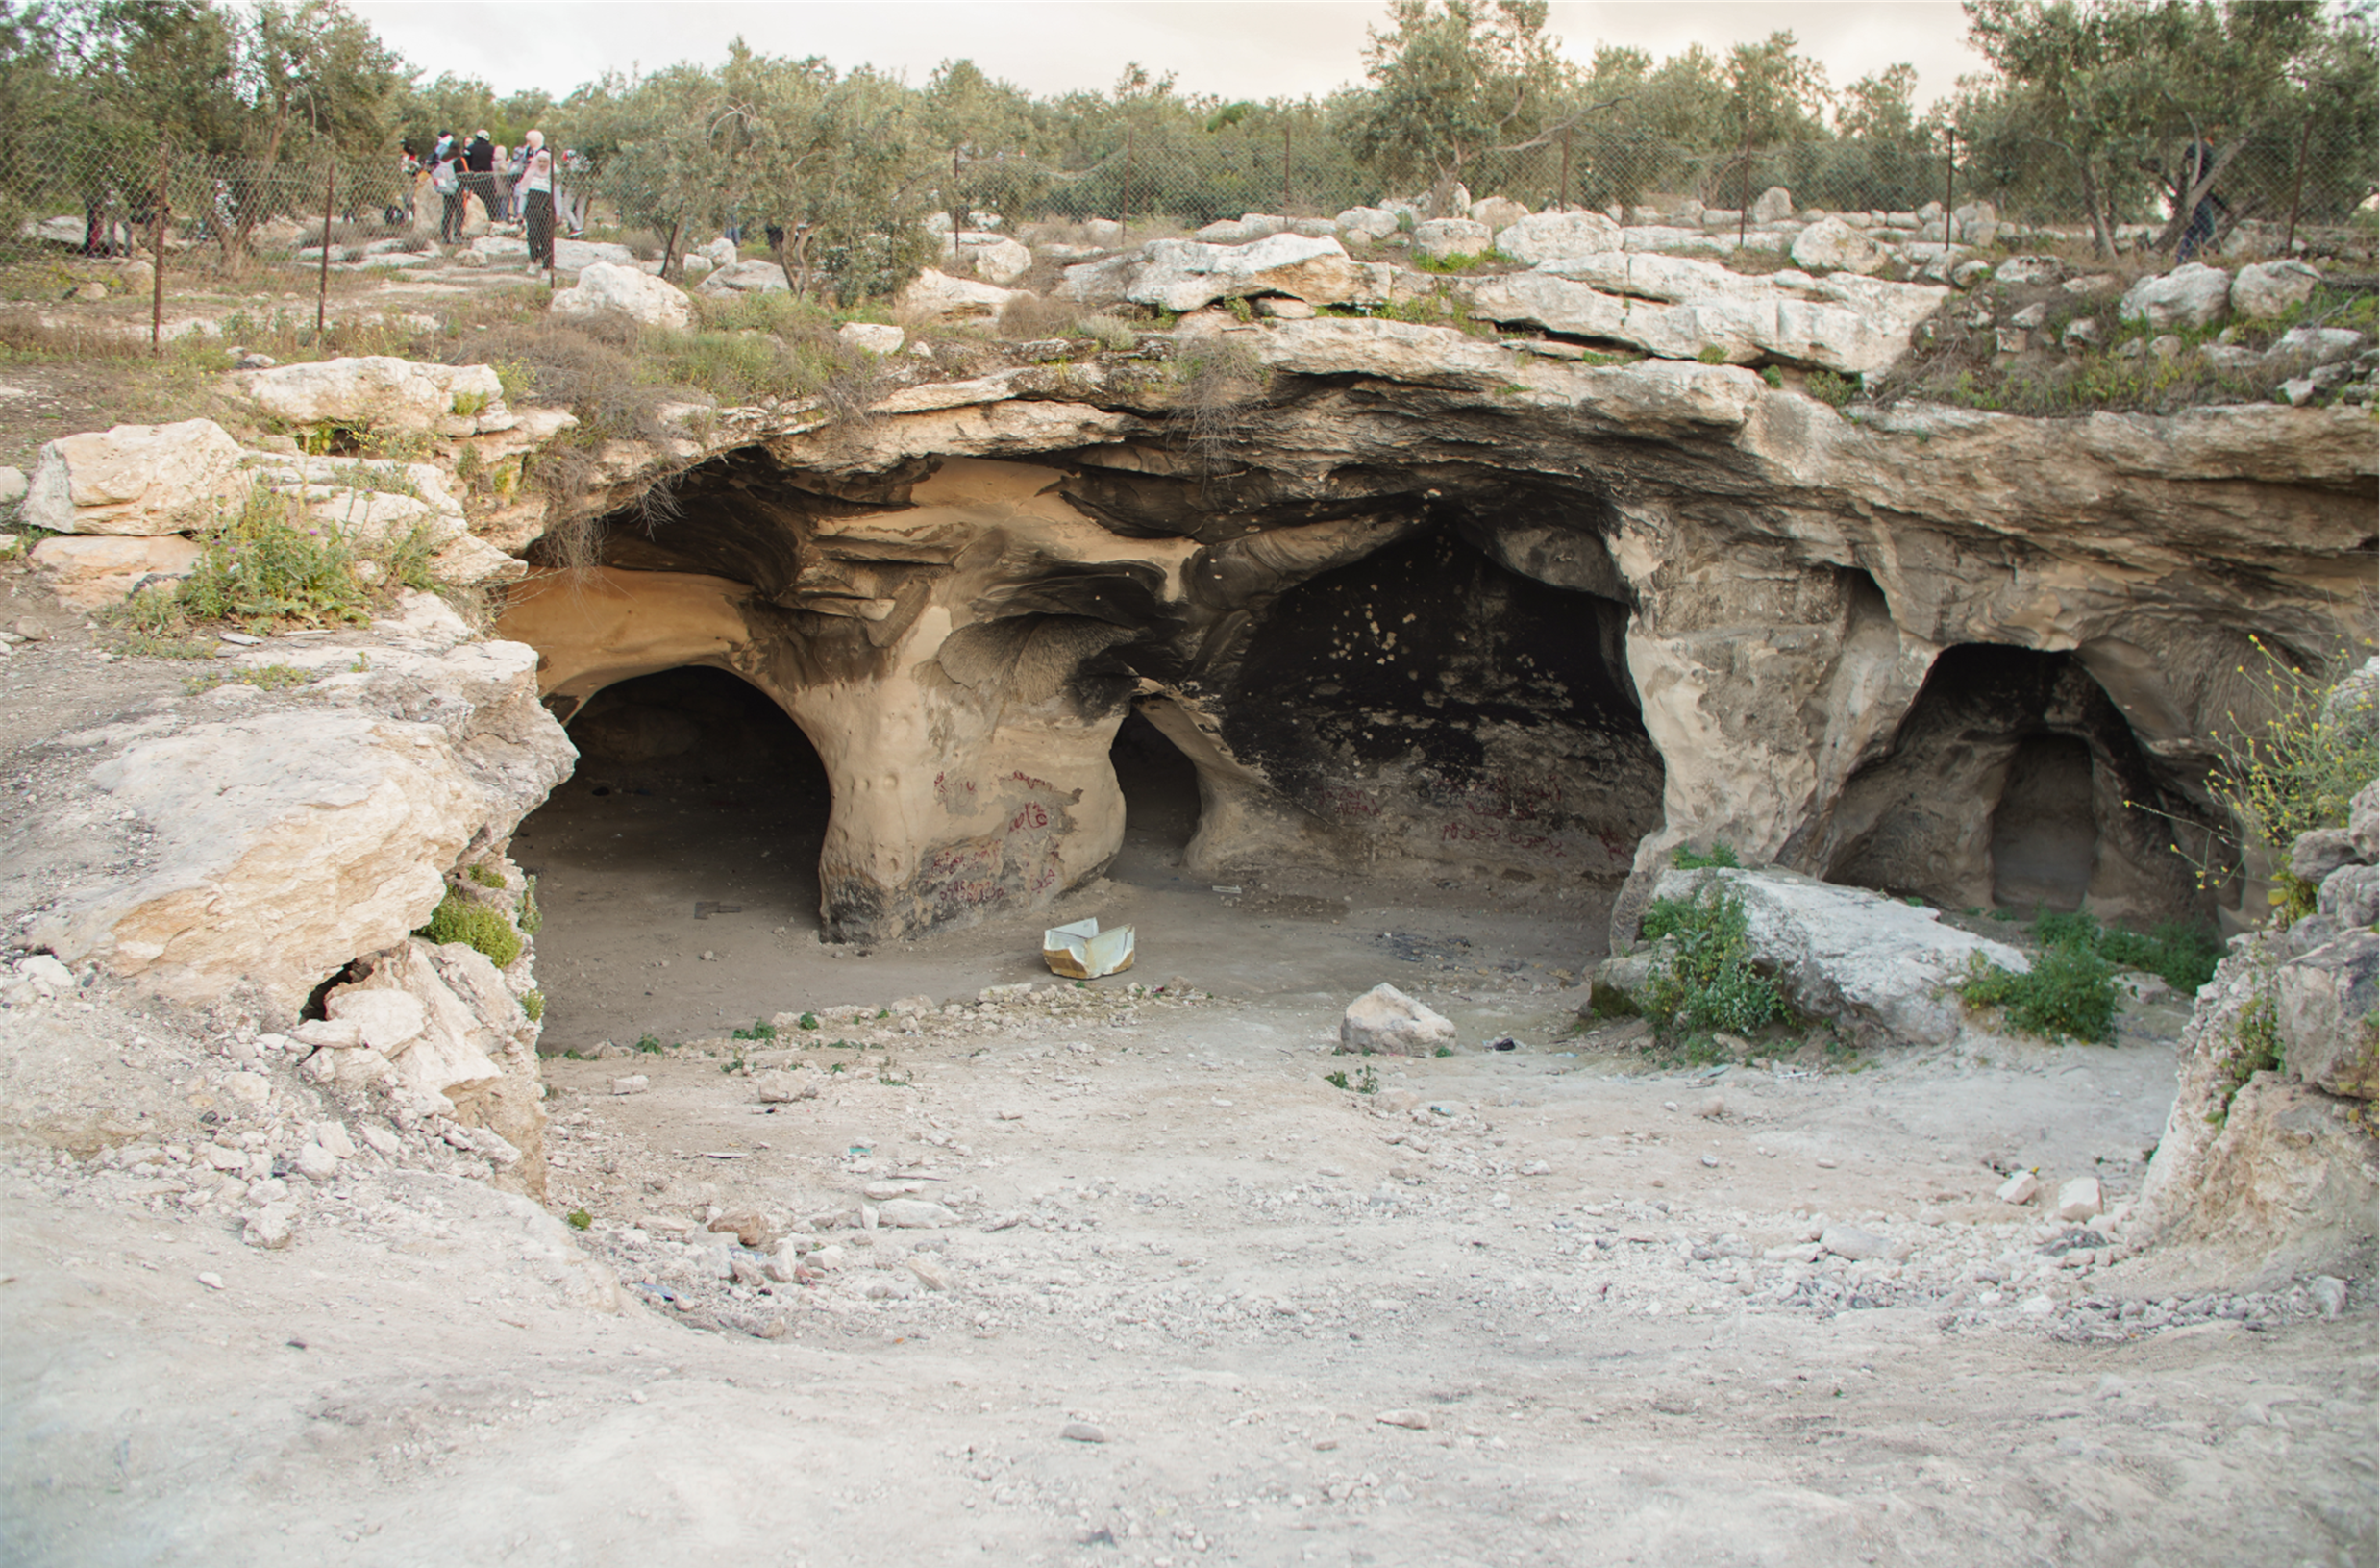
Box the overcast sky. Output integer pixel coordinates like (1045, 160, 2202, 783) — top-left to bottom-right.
(353, 1, 1988, 112)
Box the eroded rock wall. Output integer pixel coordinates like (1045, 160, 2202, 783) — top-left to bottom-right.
(475, 321, 2371, 947)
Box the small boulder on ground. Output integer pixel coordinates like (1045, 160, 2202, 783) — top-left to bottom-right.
(1410, 218, 1492, 262)
(2056, 1176, 2103, 1222)
(2230, 260, 2319, 321)
(551, 261, 696, 331)
(694, 259, 792, 297)
(21, 419, 247, 535)
(1789, 217, 1885, 276)
(1493, 210, 1623, 266)
(899, 267, 1027, 322)
(1341, 983, 1457, 1056)
(2118, 263, 2230, 332)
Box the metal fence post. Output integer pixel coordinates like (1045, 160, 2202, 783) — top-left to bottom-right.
(1120, 125, 1133, 243)
(1558, 126, 1572, 212)
(316, 159, 335, 337)
(150, 141, 168, 356)
(2283, 114, 2314, 253)
(1282, 123, 1293, 214)
(1943, 130, 1956, 253)
(1737, 114, 1752, 246)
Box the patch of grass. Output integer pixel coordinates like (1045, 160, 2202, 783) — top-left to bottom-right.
(2035, 909, 2224, 994)
(175, 480, 438, 630)
(1433, 1043, 1454, 1057)
(1760, 365, 1784, 389)
(1696, 343, 1731, 364)
(1325, 1064, 1380, 1093)
(565, 1207, 592, 1230)
(415, 891, 524, 968)
(731, 1018, 779, 1041)
(467, 863, 506, 889)
(797, 1011, 820, 1031)
(634, 1033, 664, 1054)
(522, 989, 544, 1023)
(183, 661, 320, 694)
(1411, 250, 1487, 274)
(1639, 881, 1784, 1042)
(1672, 842, 1742, 870)
(517, 874, 542, 936)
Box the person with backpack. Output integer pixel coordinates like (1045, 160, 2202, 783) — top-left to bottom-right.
(433, 131, 464, 243)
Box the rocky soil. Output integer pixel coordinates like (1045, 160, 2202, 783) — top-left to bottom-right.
(5, 881, 2374, 1565)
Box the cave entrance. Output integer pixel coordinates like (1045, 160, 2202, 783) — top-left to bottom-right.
(511, 665, 832, 1046)
(1216, 526, 1664, 907)
(1992, 735, 2097, 911)
(1106, 708, 1202, 885)
(1823, 643, 2211, 925)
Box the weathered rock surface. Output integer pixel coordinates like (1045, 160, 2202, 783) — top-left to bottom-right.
(2118, 264, 2231, 333)
(1467, 257, 1946, 373)
(694, 260, 792, 296)
(23, 594, 574, 1014)
(1639, 866, 2030, 1045)
(28, 534, 204, 609)
(21, 420, 248, 535)
(2229, 260, 2319, 321)
(552, 261, 698, 331)
(1789, 217, 1885, 276)
(1341, 983, 1457, 1056)
(1409, 218, 1491, 262)
(1493, 210, 1623, 266)
(231, 358, 513, 436)
(899, 267, 1026, 322)
(1077, 234, 1390, 312)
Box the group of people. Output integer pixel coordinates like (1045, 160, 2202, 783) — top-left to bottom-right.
(419, 129, 585, 270)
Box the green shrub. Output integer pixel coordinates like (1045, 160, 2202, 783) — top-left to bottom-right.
(1639, 883, 1783, 1040)
(1957, 940, 2116, 1043)
(177, 482, 438, 629)
(2083, 916, 2224, 995)
(1696, 344, 1730, 364)
(2211, 983, 2282, 1125)
(1760, 365, 1784, 390)
(467, 863, 506, 889)
(1672, 842, 1742, 870)
(416, 892, 523, 968)
(634, 1033, 664, 1054)
(732, 1019, 778, 1041)
(566, 1207, 592, 1230)
(518, 874, 542, 935)
(522, 989, 545, 1023)
(1807, 369, 1857, 409)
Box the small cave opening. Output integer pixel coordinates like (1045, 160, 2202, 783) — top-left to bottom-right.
(1991, 734, 2098, 911)
(511, 665, 832, 1047)
(1106, 708, 1202, 887)
(1217, 525, 1663, 901)
(1824, 643, 2212, 925)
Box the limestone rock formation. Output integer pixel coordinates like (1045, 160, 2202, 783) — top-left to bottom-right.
(695, 259, 793, 296)
(2229, 260, 2319, 321)
(900, 267, 1026, 322)
(1410, 218, 1491, 262)
(25, 594, 574, 1014)
(1628, 866, 2030, 1045)
(552, 261, 698, 331)
(1341, 983, 1457, 1056)
(1493, 210, 1624, 266)
(21, 419, 248, 535)
(231, 357, 515, 436)
(1063, 234, 1389, 312)
(1789, 217, 1885, 276)
(28, 534, 204, 609)
(463, 316, 2370, 948)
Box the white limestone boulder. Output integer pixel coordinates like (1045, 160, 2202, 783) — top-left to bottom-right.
(693, 259, 792, 296)
(231, 358, 512, 436)
(1118, 234, 1390, 312)
(838, 322, 905, 354)
(1410, 218, 1491, 262)
(1470, 196, 1528, 232)
(1493, 210, 1623, 266)
(959, 235, 1033, 285)
(1750, 187, 1796, 225)
(2119, 263, 2231, 332)
(900, 267, 1027, 322)
(28, 534, 204, 609)
(1335, 206, 1401, 242)
(552, 261, 697, 331)
(2230, 260, 2319, 321)
(551, 237, 637, 271)
(1195, 214, 1290, 245)
(1340, 983, 1457, 1056)
(29, 595, 574, 1013)
(1644, 866, 2031, 1046)
(1789, 217, 1886, 276)
(21, 419, 247, 535)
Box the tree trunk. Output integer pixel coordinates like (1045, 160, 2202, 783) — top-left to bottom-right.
(2150, 137, 2248, 254)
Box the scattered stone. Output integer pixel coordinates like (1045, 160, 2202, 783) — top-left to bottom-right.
(1375, 1409, 1432, 1430)
(1494, 210, 1623, 266)
(1996, 1170, 2041, 1206)
(243, 1204, 296, 1250)
(1820, 1224, 1889, 1261)
(875, 1198, 957, 1229)
(611, 1074, 650, 1096)
(2310, 1275, 2348, 1318)
(2230, 260, 2319, 321)
(754, 1070, 815, 1104)
(1340, 983, 1457, 1057)
(1788, 217, 1885, 276)
(838, 322, 905, 354)
(292, 1143, 340, 1182)
(1059, 1420, 1108, 1443)
(693, 259, 793, 297)
(197, 1271, 225, 1290)
(2056, 1177, 2103, 1222)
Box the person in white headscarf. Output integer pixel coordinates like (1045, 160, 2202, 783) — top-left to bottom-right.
(519, 129, 557, 273)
